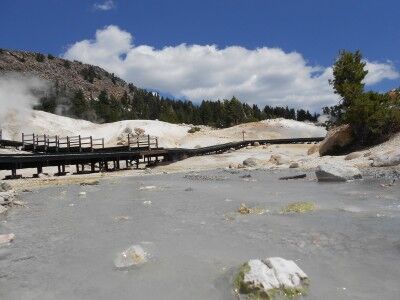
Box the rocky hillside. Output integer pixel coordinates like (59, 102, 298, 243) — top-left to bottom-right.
(0, 49, 132, 100)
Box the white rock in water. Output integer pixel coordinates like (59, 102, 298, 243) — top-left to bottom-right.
(138, 186, 157, 190)
(78, 192, 86, 197)
(315, 164, 362, 182)
(371, 149, 400, 167)
(114, 245, 148, 269)
(0, 233, 15, 245)
(235, 257, 309, 298)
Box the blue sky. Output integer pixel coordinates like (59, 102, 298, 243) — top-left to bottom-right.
(1, 0, 399, 110)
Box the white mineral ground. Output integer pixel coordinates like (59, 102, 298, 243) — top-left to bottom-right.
(0, 109, 399, 190)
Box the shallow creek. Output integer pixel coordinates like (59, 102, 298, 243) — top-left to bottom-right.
(1, 169, 400, 299)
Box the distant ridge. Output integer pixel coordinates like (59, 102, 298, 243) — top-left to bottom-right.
(0, 49, 132, 100)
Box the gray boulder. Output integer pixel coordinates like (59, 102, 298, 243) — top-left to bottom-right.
(243, 157, 263, 167)
(371, 149, 400, 167)
(316, 164, 362, 182)
(234, 257, 309, 299)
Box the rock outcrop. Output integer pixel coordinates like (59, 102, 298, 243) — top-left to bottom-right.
(234, 257, 309, 299)
(319, 124, 354, 156)
(315, 164, 362, 182)
(371, 149, 400, 167)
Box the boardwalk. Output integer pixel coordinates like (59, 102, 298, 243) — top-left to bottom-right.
(0, 132, 324, 179)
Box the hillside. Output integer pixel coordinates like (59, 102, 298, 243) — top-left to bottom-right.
(0, 49, 131, 100)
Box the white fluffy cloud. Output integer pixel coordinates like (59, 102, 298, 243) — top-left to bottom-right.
(93, 0, 115, 11)
(64, 25, 399, 110)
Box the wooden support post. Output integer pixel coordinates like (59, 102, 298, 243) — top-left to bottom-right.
(156, 138, 158, 149)
(148, 134, 151, 150)
(128, 134, 131, 149)
(90, 136, 93, 152)
(78, 135, 82, 152)
(102, 138, 104, 149)
(67, 136, 70, 151)
(137, 136, 139, 148)
(37, 165, 43, 174)
(116, 160, 120, 169)
(76, 164, 79, 173)
(126, 160, 129, 168)
(91, 162, 96, 173)
(136, 159, 139, 169)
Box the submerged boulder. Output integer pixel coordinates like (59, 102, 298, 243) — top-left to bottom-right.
(234, 257, 309, 299)
(114, 245, 148, 269)
(316, 164, 362, 182)
(371, 149, 400, 167)
(319, 124, 354, 156)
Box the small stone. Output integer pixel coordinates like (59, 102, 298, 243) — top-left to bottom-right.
(114, 245, 148, 269)
(253, 142, 260, 146)
(138, 185, 157, 190)
(289, 162, 299, 168)
(143, 200, 152, 206)
(0, 233, 15, 245)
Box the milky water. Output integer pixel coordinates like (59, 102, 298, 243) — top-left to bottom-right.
(1, 169, 400, 299)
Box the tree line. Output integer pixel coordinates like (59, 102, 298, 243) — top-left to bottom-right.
(35, 84, 319, 128)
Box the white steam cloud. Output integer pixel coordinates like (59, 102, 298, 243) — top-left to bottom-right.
(0, 74, 49, 140)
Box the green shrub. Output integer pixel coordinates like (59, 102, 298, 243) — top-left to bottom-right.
(47, 54, 55, 60)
